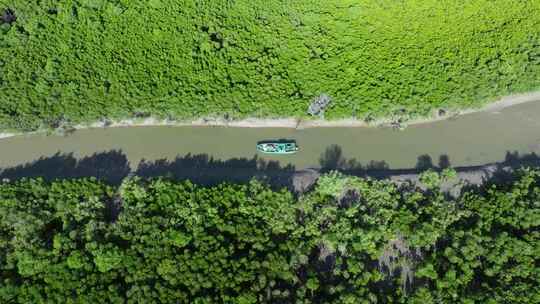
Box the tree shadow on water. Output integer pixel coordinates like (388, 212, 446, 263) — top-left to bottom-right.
(135, 153, 296, 187)
(0, 151, 297, 190)
(2, 147, 539, 194)
(319, 144, 386, 172)
(438, 155, 451, 169)
(415, 154, 451, 171)
(319, 144, 347, 171)
(319, 144, 390, 172)
(0, 151, 130, 184)
(503, 151, 540, 166)
(415, 154, 434, 171)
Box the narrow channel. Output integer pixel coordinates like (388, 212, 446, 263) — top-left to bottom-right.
(1, 100, 540, 171)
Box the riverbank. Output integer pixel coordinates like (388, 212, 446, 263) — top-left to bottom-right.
(1, 91, 539, 140)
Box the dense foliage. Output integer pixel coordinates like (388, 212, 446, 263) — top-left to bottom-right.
(1, 0, 540, 130)
(0, 170, 538, 303)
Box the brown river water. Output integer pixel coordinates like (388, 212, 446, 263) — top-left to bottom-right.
(1, 100, 540, 172)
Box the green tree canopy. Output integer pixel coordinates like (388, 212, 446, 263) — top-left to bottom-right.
(0, 170, 538, 302)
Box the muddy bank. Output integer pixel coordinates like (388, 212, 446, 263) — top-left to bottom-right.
(77, 90, 540, 130)
(1, 91, 539, 139)
(285, 159, 534, 196)
(0, 151, 534, 197)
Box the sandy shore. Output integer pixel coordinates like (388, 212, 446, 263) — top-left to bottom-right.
(0, 90, 539, 139)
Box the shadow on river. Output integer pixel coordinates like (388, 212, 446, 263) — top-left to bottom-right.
(1, 145, 539, 194)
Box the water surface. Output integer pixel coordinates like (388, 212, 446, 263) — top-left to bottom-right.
(1, 101, 540, 170)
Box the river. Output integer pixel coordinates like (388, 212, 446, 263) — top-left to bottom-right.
(1, 100, 540, 172)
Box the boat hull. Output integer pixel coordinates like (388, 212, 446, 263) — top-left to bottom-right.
(256, 142, 299, 154)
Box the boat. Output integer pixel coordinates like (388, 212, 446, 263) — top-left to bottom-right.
(256, 140, 299, 154)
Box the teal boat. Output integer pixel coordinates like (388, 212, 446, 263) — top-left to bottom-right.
(257, 141, 299, 154)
